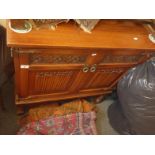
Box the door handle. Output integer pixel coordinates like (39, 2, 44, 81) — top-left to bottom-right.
(82, 65, 89, 73)
(90, 64, 97, 72)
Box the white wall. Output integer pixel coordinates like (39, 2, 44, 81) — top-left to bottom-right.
(0, 19, 6, 27)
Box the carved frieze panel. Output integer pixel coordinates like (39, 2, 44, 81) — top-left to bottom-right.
(101, 54, 143, 63)
(30, 54, 86, 64)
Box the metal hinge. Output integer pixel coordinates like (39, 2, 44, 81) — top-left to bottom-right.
(10, 48, 13, 57)
(20, 65, 29, 69)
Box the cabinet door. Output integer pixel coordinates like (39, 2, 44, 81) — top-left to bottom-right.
(76, 49, 151, 94)
(28, 67, 80, 96)
(13, 48, 92, 102)
(78, 66, 128, 94)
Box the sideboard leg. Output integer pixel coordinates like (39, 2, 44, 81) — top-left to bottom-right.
(86, 95, 106, 104)
(16, 106, 26, 115)
(94, 95, 105, 104)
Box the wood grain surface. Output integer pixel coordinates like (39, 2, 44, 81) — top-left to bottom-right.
(7, 20, 155, 50)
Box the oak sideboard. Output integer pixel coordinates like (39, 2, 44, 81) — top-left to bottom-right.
(7, 20, 155, 106)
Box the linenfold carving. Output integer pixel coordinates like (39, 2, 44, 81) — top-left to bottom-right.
(36, 71, 73, 77)
(99, 68, 123, 73)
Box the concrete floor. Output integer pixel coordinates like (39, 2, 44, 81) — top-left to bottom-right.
(0, 77, 118, 135)
(96, 100, 118, 135)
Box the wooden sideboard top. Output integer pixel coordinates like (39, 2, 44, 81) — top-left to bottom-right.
(6, 20, 155, 50)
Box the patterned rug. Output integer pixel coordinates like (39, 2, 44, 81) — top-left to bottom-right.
(17, 111, 97, 135)
(20, 99, 96, 126)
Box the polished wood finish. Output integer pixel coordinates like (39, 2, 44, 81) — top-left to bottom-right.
(7, 20, 155, 50)
(7, 20, 155, 105)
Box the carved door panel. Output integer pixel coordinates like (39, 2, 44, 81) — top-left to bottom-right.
(14, 48, 94, 99)
(78, 66, 128, 93)
(73, 49, 150, 94)
(28, 68, 80, 96)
